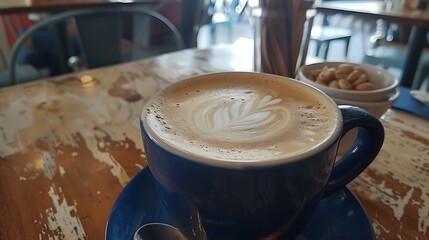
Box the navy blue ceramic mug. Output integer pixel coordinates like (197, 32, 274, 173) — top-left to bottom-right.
(140, 72, 384, 240)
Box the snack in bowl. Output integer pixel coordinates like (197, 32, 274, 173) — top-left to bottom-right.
(308, 64, 376, 91)
(298, 63, 400, 156)
(297, 62, 399, 102)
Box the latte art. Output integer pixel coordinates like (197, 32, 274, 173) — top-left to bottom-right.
(193, 95, 289, 142)
(142, 73, 338, 162)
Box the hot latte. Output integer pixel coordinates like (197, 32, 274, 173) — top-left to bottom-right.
(142, 73, 339, 161)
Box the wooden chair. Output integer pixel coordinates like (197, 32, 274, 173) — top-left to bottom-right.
(9, 8, 185, 85)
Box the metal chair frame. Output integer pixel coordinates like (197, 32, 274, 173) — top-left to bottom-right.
(10, 8, 185, 85)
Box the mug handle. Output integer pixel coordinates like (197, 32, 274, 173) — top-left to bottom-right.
(324, 105, 384, 196)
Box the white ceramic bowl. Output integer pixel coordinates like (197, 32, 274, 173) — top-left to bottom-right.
(297, 62, 399, 102)
(331, 87, 400, 118)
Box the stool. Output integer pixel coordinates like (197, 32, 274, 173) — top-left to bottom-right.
(310, 26, 352, 60)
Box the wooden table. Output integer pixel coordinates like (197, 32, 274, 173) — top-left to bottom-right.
(0, 45, 428, 239)
(314, 0, 429, 89)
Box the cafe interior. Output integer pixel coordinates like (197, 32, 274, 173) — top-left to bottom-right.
(0, 0, 428, 240)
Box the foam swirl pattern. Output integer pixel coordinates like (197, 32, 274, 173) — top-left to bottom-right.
(193, 95, 289, 142)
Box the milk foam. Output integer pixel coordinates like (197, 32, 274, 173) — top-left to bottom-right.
(193, 95, 289, 142)
(143, 74, 338, 161)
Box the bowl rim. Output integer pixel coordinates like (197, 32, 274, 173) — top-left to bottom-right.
(330, 87, 400, 106)
(297, 62, 399, 95)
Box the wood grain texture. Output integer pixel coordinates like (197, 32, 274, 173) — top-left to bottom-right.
(0, 45, 427, 239)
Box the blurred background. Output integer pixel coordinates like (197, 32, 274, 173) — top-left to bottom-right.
(1, 0, 428, 90)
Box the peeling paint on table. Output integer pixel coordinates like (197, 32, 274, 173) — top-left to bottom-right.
(44, 184, 86, 239)
(348, 111, 429, 239)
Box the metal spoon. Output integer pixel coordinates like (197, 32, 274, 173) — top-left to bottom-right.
(134, 223, 187, 240)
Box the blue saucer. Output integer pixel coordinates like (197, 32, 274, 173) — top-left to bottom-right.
(105, 168, 375, 240)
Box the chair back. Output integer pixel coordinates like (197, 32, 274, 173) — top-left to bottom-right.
(10, 8, 185, 85)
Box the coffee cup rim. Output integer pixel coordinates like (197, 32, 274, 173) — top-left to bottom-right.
(141, 72, 343, 169)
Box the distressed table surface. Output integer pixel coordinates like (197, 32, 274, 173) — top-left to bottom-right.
(0, 45, 428, 239)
